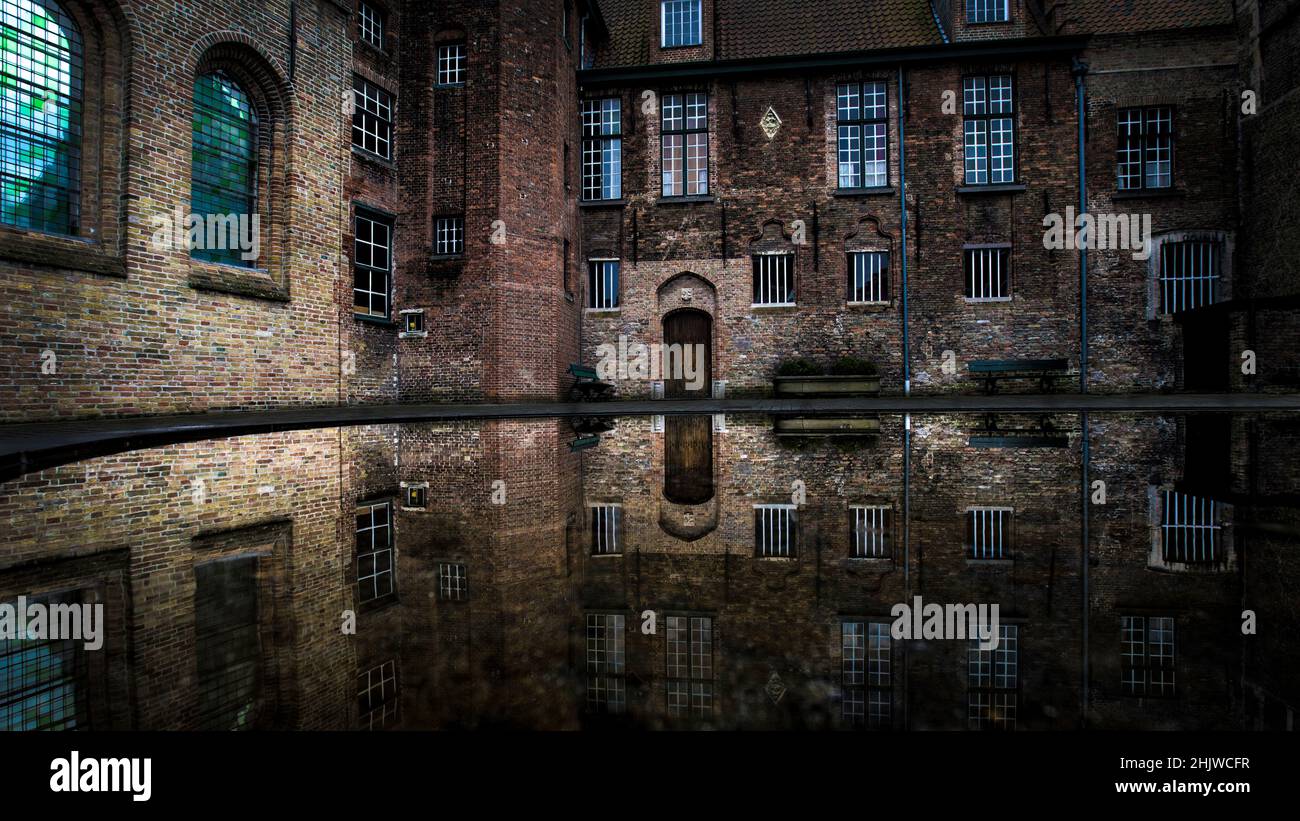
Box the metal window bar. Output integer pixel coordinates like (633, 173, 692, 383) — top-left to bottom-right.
(0, 591, 89, 731)
(590, 505, 621, 555)
(968, 507, 1010, 559)
(1, 0, 84, 235)
(752, 253, 794, 305)
(850, 505, 890, 558)
(755, 505, 796, 557)
(964, 247, 1010, 300)
(588, 260, 619, 308)
(849, 251, 888, 302)
(1161, 490, 1222, 563)
(1159, 240, 1221, 314)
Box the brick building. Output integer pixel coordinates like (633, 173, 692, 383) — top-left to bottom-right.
(1, 0, 1295, 424)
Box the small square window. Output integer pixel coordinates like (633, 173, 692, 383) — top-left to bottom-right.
(404, 485, 426, 509)
(437, 44, 466, 87)
(402, 311, 424, 334)
(434, 216, 464, 256)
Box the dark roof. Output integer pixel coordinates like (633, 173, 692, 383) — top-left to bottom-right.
(1049, 0, 1233, 35)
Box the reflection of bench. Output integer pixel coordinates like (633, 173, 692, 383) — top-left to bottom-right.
(968, 359, 1070, 394)
(567, 363, 615, 401)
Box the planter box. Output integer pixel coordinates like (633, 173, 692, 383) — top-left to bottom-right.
(773, 374, 880, 397)
(774, 416, 881, 437)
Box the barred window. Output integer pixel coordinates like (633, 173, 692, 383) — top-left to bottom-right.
(752, 253, 794, 306)
(358, 1, 384, 49)
(1117, 107, 1172, 191)
(836, 82, 888, 189)
(581, 98, 621, 200)
(352, 76, 392, 159)
(195, 558, 260, 730)
(660, 0, 701, 47)
(1, 0, 82, 234)
(355, 500, 394, 603)
(1, 591, 88, 730)
(963, 75, 1015, 185)
(1121, 616, 1175, 697)
(666, 615, 713, 718)
(967, 0, 1010, 23)
(964, 246, 1011, 301)
(353, 210, 391, 318)
(192, 71, 258, 267)
(586, 613, 626, 714)
(357, 660, 399, 730)
(850, 505, 891, 559)
(1160, 491, 1223, 564)
(437, 562, 467, 601)
(848, 251, 889, 303)
(437, 43, 465, 87)
(434, 215, 463, 256)
(968, 624, 1018, 730)
(590, 504, 621, 555)
(661, 92, 707, 197)
(755, 504, 797, 557)
(1158, 239, 1222, 314)
(842, 621, 891, 728)
(967, 507, 1012, 560)
(588, 259, 619, 309)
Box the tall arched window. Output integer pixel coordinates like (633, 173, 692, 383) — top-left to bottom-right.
(0, 0, 83, 234)
(191, 70, 258, 267)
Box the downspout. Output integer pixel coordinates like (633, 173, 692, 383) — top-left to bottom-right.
(1072, 55, 1090, 729)
(897, 62, 911, 731)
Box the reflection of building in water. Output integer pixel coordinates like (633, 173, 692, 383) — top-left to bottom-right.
(0, 413, 1296, 730)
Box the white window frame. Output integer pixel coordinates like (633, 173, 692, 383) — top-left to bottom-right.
(963, 74, 1015, 185)
(437, 562, 467, 601)
(437, 43, 466, 87)
(581, 98, 622, 200)
(752, 251, 795, 307)
(358, 1, 384, 50)
(966, 0, 1010, 24)
(755, 503, 797, 557)
(660, 0, 702, 48)
(352, 76, 393, 160)
(434, 215, 464, 256)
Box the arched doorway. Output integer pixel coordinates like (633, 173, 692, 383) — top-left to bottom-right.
(662, 309, 711, 398)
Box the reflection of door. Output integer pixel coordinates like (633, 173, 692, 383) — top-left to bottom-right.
(662, 310, 712, 398)
(1181, 311, 1230, 391)
(665, 415, 713, 504)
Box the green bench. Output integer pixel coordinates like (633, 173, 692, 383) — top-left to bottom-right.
(567, 363, 615, 401)
(968, 358, 1070, 394)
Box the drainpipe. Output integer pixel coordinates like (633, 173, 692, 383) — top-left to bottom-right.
(1072, 55, 1091, 729)
(897, 65, 910, 397)
(897, 63, 911, 731)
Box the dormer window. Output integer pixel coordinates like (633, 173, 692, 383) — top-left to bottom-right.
(967, 0, 1010, 24)
(661, 0, 702, 48)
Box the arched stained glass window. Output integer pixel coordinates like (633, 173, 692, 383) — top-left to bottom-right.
(0, 0, 82, 234)
(191, 70, 258, 267)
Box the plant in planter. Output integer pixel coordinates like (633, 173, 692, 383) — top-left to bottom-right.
(773, 356, 881, 397)
(829, 356, 878, 376)
(776, 358, 822, 377)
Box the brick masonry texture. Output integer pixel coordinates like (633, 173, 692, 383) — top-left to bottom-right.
(0, 0, 1295, 424)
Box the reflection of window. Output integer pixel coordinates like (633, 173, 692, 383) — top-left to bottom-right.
(660, 0, 701, 47)
(590, 504, 621, 555)
(666, 615, 713, 718)
(752, 253, 794, 306)
(1157, 240, 1222, 314)
(1117, 107, 1172, 190)
(848, 251, 889, 303)
(192, 71, 258, 267)
(586, 613, 625, 714)
(437, 43, 465, 87)
(588, 259, 619, 309)
(356, 501, 394, 603)
(195, 558, 260, 730)
(963, 75, 1014, 185)
(850, 505, 890, 558)
(754, 504, 797, 557)
(1, 0, 83, 234)
(967, 507, 1012, 560)
(0, 591, 88, 730)
(351, 76, 392, 159)
(964, 246, 1011, 301)
(357, 660, 399, 729)
(661, 92, 707, 196)
(842, 621, 891, 728)
(836, 82, 887, 189)
(353, 210, 391, 318)
(436, 562, 466, 601)
(1160, 491, 1223, 563)
(1121, 616, 1175, 697)
(968, 624, 1017, 730)
(581, 98, 621, 200)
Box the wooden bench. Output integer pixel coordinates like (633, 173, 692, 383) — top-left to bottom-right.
(968, 358, 1070, 394)
(567, 363, 615, 401)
